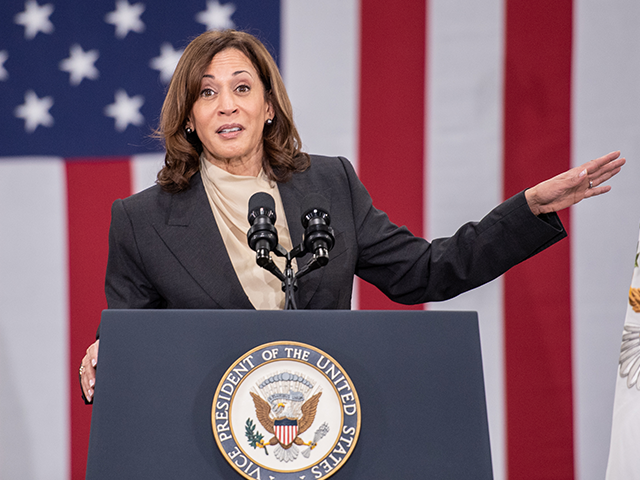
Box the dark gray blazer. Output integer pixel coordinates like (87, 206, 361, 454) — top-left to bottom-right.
(105, 155, 566, 310)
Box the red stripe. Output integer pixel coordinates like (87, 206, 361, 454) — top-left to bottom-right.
(357, 0, 426, 310)
(503, 1, 574, 478)
(67, 159, 132, 480)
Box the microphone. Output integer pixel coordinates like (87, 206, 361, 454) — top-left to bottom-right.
(247, 192, 278, 267)
(301, 194, 335, 266)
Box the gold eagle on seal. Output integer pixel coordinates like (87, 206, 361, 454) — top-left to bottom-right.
(250, 391, 322, 462)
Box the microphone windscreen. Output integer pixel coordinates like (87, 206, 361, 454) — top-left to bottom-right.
(300, 193, 330, 218)
(248, 192, 276, 213)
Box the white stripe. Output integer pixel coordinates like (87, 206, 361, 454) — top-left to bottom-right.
(281, 0, 360, 169)
(131, 153, 165, 194)
(0, 157, 69, 480)
(426, 1, 506, 478)
(573, 0, 640, 478)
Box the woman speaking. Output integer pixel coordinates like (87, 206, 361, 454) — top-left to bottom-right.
(79, 30, 625, 402)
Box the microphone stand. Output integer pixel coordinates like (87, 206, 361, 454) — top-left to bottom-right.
(258, 243, 329, 310)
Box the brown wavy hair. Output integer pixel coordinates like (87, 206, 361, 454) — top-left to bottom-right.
(156, 30, 309, 192)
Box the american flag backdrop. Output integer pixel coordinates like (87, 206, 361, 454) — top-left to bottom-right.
(1, 1, 639, 479)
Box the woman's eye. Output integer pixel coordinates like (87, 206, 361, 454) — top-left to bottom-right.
(200, 88, 215, 98)
(236, 84, 250, 93)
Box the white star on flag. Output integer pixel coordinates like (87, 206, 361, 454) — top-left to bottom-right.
(14, 0, 55, 40)
(104, 89, 145, 132)
(0, 51, 8, 81)
(105, 0, 146, 39)
(14, 90, 54, 133)
(149, 43, 184, 84)
(196, 0, 236, 31)
(59, 44, 100, 86)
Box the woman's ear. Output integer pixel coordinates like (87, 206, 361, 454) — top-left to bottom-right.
(266, 101, 274, 121)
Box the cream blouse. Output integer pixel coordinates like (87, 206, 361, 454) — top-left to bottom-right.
(200, 158, 295, 309)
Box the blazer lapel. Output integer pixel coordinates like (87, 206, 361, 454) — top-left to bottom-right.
(151, 170, 332, 310)
(153, 172, 254, 310)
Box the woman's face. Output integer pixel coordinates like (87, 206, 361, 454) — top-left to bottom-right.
(188, 48, 273, 174)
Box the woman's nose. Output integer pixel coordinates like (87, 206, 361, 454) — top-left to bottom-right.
(217, 89, 237, 115)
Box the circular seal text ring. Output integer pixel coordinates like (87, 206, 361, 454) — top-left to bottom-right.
(211, 341, 361, 480)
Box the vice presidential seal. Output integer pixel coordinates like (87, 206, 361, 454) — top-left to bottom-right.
(212, 341, 361, 480)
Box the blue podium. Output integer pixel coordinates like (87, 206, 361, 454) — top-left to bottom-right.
(85, 310, 493, 479)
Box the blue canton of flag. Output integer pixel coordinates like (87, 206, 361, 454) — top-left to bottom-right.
(0, 3, 280, 476)
(0, 0, 280, 158)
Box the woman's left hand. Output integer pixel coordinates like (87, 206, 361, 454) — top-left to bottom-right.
(525, 151, 626, 216)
